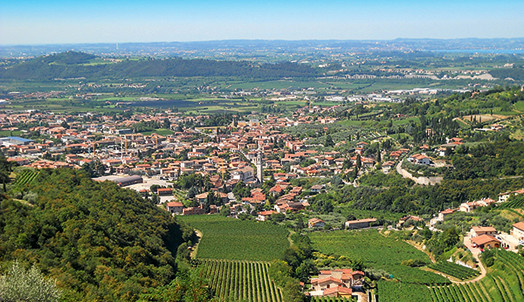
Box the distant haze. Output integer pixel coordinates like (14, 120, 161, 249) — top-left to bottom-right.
(1, 0, 524, 45)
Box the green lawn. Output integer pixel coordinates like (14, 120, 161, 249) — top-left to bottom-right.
(179, 215, 290, 261)
(309, 229, 449, 284)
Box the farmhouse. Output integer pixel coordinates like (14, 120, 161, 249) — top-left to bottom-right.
(345, 218, 377, 230)
(498, 189, 524, 203)
(511, 222, 524, 243)
(308, 218, 325, 229)
(471, 235, 500, 249)
(310, 269, 364, 297)
(257, 210, 276, 222)
(166, 201, 184, 215)
(408, 154, 432, 165)
(470, 226, 497, 237)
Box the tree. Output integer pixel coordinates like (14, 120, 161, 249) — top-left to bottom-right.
(0, 154, 13, 192)
(0, 261, 62, 302)
(325, 135, 334, 147)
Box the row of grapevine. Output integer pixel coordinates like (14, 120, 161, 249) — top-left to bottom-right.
(200, 259, 283, 302)
(497, 197, 524, 209)
(13, 170, 39, 186)
(427, 261, 480, 280)
(429, 249, 524, 302)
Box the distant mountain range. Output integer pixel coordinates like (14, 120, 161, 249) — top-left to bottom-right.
(2, 38, 524, 58)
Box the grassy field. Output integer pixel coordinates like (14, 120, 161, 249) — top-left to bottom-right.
(179, 215, 290, 261)
(309, 229, 449, 284)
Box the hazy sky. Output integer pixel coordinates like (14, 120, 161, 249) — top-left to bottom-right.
(1, 0, 523, 45)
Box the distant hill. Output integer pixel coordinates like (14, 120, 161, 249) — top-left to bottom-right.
(0, 51, 318, 80)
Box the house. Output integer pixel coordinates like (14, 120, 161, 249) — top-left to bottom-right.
(511, 222, 524, 243)
(183, 205, 206, 215)
(438, 209, 455, 221)
(166, 201, 184, 215)
(382, 161, 395, 174)
(498, 189, 524, 203)
(459, 202, 478, 213)
(471, 226, 497, 237)
(308, 218, 325, 229)
(397, 215, 423, 228)
(471, 235, 500, 249)
(231, 166, 255, 182)
(257, 210, 276, 221)
(310, 269, 364, 297)
(310, 185, 323, 193)
(408, 154, 432, 165)
(345, 218, 377, 230)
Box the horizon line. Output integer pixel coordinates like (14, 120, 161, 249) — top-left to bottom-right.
(3, 37, 524, 47)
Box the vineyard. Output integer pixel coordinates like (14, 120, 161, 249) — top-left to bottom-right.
(13, 169, 39, 186)
(377, 281, 431, 302)
(310, 230, 449, 284)
(428, 249, 524, 302)
(180, 215, 289, 261)
(497, 195, 524, 209)
(199, 259, 283, 302)
(427, 261, 480, 281)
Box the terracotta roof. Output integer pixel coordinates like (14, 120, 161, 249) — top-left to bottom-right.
(323, 286, 353, 296)
(513, 222, 524, 231)
(471, 234, 500, 246)
(472, 226, 496, 233)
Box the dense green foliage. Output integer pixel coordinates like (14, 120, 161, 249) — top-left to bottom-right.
(179, 215, 289, 261)
(0, 52, 318, 80)
(346, 177, 523, 214)
(199, 259, 283, 302)
(446, 140, 524, 180)
(0, 169, 186, 301)
(0, 261, 62, 302)
(427, 262, 480, 281)
(428, 249, 524, 302)
(309, 230, 449, 284)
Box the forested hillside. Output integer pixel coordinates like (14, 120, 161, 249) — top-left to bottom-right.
(0, 51, 318, 80)
(0, 169, 191, 301)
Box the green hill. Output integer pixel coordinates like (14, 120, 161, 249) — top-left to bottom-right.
(0, 52, 318, 80)
(0, 168, 189, 301)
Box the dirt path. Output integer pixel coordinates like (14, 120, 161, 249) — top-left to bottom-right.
(456, 237, 487, 284)
(405, 240, 436, 263)
(406, 238, 486, 284)
(190, 229, 203, 259)
(396, 161, 443, 185)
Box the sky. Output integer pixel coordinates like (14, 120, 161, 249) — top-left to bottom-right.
(1, 0, 523, 45)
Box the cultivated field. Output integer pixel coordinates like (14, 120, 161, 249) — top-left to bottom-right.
(199, 259, 283, 302)
(180, 215, 290, 261)
(309, 230, 449, 284)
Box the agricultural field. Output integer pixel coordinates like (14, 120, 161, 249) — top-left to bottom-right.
(428, 249, 524, 302)
(377, 280, 431, 302)
(179, 215, 289, 261)
(309, 230, 449, 284)
(427, 261, 480, 281)
(13, 169, 40, 186)
(497, 195, 524, 209)
(199, 259, 283, 302)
